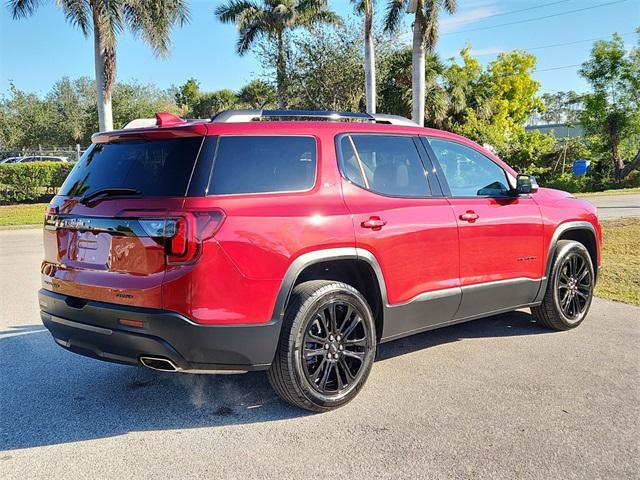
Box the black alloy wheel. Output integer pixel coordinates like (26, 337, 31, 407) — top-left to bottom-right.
(302, 301, 370, 394)
(555, 252, 593, 322)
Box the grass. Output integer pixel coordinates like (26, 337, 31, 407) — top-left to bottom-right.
(576, 187, 640, 197)
(0, 203, 47, 228)
(595, 216, 640, 306)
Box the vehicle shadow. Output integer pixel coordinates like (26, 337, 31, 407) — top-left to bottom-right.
(0, 309, 550, 451)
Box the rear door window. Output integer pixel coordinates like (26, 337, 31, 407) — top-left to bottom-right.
(60, 137, 203, 197)
(208, 136, 317, 195)
(339, 135, 431, 197)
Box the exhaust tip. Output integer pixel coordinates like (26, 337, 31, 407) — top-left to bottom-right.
(140, 356, 178, 372)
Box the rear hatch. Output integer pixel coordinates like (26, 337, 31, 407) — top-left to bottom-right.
(42, 126, 208, 309)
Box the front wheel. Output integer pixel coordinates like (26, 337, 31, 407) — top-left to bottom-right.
(532, 240, 595, 330)
(267, 280, 377, 412)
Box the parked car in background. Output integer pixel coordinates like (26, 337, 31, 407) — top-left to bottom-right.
(39, 110, 602, 412)
(0, 156, 23, 164)
(18, 155, 69, 163)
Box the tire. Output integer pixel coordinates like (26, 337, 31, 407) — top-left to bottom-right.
(531, 240, 595, 331)
(267, 280, 377, 412)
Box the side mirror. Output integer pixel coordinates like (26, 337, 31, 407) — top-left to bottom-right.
(516, 174, 539, 195)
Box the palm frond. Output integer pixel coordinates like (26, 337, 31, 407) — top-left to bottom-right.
(215, 0, 260, 24)
(350, 0, 366, 15)
(237, 20, 265, 55)
(441, 0, 456, 15)
(59, 0, 92, 36)
(296, 0, 341, 28)
(8, 0, 42, 19)
(383, 0, 406, 33)
(124, 0, 190, 57)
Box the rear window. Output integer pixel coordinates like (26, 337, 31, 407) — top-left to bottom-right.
(60, 137, 203, 197)
(208, 136, 317, 195)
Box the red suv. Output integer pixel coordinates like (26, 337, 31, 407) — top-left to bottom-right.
(40, 110, 602, 411)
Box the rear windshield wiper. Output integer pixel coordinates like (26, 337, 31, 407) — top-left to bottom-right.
(79, 188, 142, 205)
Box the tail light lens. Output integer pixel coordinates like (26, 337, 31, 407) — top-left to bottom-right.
(138, 210, 224, 265)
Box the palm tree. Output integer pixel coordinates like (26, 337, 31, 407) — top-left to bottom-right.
(9, 0, 189, 132)
(216, 0, 340, 109)
(384, 0, 456, 125)
(352, 0, 376, 113)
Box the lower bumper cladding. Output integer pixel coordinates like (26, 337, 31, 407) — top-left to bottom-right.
(39, 289, 281, 373)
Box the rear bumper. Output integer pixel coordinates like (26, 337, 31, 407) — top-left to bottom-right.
(38, 289, 281, 373)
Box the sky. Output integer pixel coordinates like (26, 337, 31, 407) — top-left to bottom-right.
(0, 0, 638, 98)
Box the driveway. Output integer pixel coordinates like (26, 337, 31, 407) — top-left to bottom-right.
(583, 193, 640, 219)
(1, 229, 638, 479)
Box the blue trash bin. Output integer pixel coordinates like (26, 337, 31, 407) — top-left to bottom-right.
(573, 159, 590, 177)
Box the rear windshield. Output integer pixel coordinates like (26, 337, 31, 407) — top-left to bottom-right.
(60, 137, 203, 197)
(208, 136, 317, 195)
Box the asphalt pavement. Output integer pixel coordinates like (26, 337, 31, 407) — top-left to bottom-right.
(583, 193, 640, 219)
(1, 229, 638, 479)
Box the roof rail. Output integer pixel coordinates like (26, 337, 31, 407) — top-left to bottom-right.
(210, 109, 418, 126)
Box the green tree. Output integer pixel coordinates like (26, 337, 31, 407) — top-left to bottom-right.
(215, 0, 340, 109)
(191, 89, 239, 118)
(111, 81, 183, 129)
(539, 91, 582, 124)
(238, 80, 277, 108)
(384, 0, 456, 125)
(378, 47, 412, 117)
(175, 78, 201, 111)
(0, 83, 53, 148)
(45, 77, 95, 145)
(9, 0, 189, 132)
(579, 32, 640, 181)
(285, 25, 365, 111)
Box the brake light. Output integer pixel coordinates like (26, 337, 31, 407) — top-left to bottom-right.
(167, 217, 188, 257)
(138, 210, 224, 265)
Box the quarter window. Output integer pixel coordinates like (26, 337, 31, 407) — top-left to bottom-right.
(340, 135, 431, 197)
(427, 138, 510, 197)
(209, 136, 317, 195)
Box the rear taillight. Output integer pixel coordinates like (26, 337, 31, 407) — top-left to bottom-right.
(138, 210, 224, 265)
(167, 217, 188, 257)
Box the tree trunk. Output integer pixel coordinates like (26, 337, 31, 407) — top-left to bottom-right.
(276, 30, 287, 109)
(93, 12, 114, 131)
(620, 149, 640, 180)
(610, 124, 624, 181)
(411, 11, 426, 125)
(364, 2, 376, 114)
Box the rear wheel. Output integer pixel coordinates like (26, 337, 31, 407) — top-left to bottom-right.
(267, 280, 376, 412)
(532, 240, 595, 330)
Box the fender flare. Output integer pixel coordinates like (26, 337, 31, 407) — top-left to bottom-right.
(270, 247, 389, 323)
(533, 220, 597, 303)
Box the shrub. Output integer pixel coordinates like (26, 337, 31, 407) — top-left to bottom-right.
(544, 173, 590, 193)
(0, 162, 74, 204)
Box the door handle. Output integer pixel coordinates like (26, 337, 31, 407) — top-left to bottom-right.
(459, 211, 479, 223)
(361, 217, 387, 230)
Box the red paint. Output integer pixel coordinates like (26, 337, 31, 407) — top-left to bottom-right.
(155, 112, 185, 128)
(42, 119, 602, 326)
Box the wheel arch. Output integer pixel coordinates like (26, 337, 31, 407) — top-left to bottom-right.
(534, 221, 598, 303)
(271, 248, 387, 342)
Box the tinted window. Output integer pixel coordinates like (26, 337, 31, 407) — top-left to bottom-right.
(340, 135, 430, 197)
(60, 137, 203, 197)
(427, 138, 510, 197)
(209, 136, 316, 195)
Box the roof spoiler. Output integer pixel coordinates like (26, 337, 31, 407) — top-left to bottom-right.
(122, 112, 188, 130)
